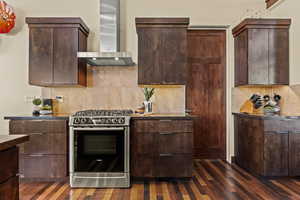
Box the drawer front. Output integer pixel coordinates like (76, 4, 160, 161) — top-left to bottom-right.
(263, 119, 289, 133)
(158, 132, 192, 154)
(0, 176, 18, 200)
(156, 154, 193, 177)
(159, 120, 193, 133)
(133, 120, 158, 133)
(19, 133, 67, 155)
(10, 120, 67, 134)
(0, 147, 18, 183)
(288, 120, 300, 133)
(19, 155, 67, 179)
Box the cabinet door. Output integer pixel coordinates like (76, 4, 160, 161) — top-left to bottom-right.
(264, 132, 289, 176)
(289, 131, 300, 176)
(268, 29, 289, 85)
(29, 28, 53, 86)
(248, 29, 269, 85)
(53, 28, 78, 85)
(137, 28, 163, 85)
(0, 176, 18, 200)
(234, 30, 248, 86)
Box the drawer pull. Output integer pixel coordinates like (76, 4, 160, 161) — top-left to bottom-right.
(31, 133, 45, 135)
(16, 173, 24, 178)
(160, 132, 175, 135)
(29, 154, 44, 157)
(159, 120, 172, 122)
(160, 153, 174, 157)
(275, 131, 289, 134)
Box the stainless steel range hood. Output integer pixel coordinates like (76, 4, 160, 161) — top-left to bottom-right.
(78, 0, 134, 66)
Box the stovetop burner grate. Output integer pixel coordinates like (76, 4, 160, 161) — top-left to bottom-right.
(73, 110, 133, 117)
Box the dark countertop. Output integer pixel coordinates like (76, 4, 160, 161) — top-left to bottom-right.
(0, 135, 29, 151)
(4, 114, 70, 121)
(232, 112, 300, 120)
(131, 113, 195, 120)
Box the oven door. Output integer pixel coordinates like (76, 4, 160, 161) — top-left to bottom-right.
(69, 126, 130, 188)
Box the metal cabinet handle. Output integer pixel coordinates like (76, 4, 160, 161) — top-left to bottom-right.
(159, 120, 172, 122)
(16, 173, 24, 178)
(159, 153, 174, 157)
(29, 154, 44, 157)
(159, 132, 175, 135)
(31, 133, 45, 135)
(275, 131, 289, 134)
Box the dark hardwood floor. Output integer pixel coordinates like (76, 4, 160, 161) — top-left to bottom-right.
(19, 160, 300, 200)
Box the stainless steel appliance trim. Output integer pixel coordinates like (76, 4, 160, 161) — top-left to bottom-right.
(72, 127, 125, 131)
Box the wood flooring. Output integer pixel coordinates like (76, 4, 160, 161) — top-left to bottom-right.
(19, 159, 300, 200)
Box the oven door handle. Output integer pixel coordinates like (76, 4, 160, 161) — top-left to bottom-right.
(72, 127, 125, 131)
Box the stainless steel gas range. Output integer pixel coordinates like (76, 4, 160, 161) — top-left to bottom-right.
(69, 110, 133, 188)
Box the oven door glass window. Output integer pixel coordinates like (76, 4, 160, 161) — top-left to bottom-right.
(74, 129, 124, 172)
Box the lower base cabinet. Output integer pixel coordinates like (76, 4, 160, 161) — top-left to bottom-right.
(0, 176, 19, 200)
(131, 118, 193, 178)
(234, 114, 300, 177)
(9, 120, 68, 182)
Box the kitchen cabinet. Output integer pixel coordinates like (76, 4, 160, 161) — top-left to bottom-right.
(266, 0, 279, 8)
(135, 18, 189, 85)
(131, 118, 193, 178)
(26, 17, 89, 87)
(234, 113, 300, 176)
(232, 18, 291, 86)
(9, 120, 68, 181)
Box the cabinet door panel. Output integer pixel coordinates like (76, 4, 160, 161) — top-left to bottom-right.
(53, 28, 78, 84)
(19, 155, 67, 179)
(268, 29, 289, 85)
(131, 156, 155, 177)
(29, 28, 53, 85)
(234, 31, 248, 86)
(137, 28, 163, 84)
(264, 133, 289, 176)
(289, 133, 300, 176)
(133, 132, 156, 155)
(0, 176, 18, 200)
(0, 147, 18, 183)
(248, 29, 269, 84)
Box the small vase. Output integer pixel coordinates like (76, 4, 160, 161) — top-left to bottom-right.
(144, 101, 153, 113)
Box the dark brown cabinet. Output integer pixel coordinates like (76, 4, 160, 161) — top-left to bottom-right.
(232, 18, 291, 86)
(131, 118, 193, 178)
(135, 18, 189, 85)
(9, 120, 68, 181)
(26, 17, 89, 87)
(234, 114, 300, 176)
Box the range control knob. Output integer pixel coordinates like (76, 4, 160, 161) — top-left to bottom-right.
(74, 118, 80, 124)
(118, 118, 125, 124)
(112, 118, 118, 124)
(80, 118, 87, 124)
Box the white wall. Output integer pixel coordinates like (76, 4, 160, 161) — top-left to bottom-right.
(0, 0, 266, 160)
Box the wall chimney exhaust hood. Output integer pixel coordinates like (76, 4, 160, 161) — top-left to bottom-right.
(77, 0, 134, 66)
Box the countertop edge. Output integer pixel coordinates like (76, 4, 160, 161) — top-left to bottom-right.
(4, 116, 69, 120)
(0, 135, 29, 151)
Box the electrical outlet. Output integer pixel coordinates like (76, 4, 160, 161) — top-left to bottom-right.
(55, 96, 64, 103)
(25, 96, 35, 103)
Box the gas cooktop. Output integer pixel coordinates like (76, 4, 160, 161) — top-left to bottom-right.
(70, 109, 133, 127)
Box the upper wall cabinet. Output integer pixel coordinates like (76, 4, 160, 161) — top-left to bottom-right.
(266, 0, 280, 8)
(136, 18, 189, 85)
(26, 18, 89, 87)
(232, 18, 291, 87)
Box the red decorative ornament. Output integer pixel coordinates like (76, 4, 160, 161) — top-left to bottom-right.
(0, 1, 16, 33)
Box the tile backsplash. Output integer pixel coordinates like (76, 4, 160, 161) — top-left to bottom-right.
(232, 86, 300, 115)
(42, 67, 185, 114)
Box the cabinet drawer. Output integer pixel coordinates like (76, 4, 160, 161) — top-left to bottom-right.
(9, 120, 67, 134)
(0, 147, 18, 183)
(288, 120, 300, 133)
(0, 176, 18, 200)
(19, 133, 67, 155)
(19, 154, 67, 179)
(133, 120, 158, 133)
(156, 154, 192, 177)
(158, 132, 192, 154)
(159, 120, 193, 133)
(263, 119, 289, 133)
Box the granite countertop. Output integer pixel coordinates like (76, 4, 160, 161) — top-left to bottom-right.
(232, 112, 300, 120)
(131, 113, 195, 120)
(0, 135, 29, 151)
(4, 114, 70, 120)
